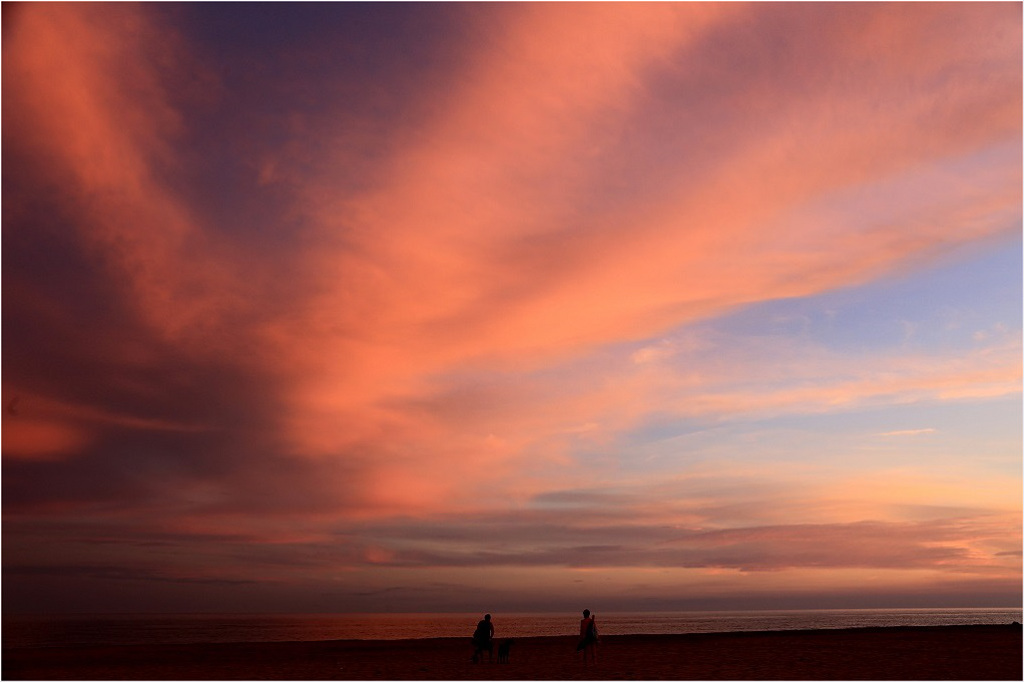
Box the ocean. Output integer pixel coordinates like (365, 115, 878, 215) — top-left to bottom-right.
(3, 608, 1020, 649)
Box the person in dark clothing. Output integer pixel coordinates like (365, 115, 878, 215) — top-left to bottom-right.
(471, 613, 495, 663)
(576, 609, 598, 663)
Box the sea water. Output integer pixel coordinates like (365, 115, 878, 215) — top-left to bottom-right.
(3, 608, 1020, 648)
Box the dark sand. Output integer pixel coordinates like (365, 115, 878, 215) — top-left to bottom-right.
(3, 624, 1020, 680)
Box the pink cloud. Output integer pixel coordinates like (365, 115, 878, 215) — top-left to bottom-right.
(4, 5, 250, 351)
(2, 3, 1018, 610)
(18, 8, 1011, 545)
(12, 3, 1015, 484)
(1, 419, 90, 461)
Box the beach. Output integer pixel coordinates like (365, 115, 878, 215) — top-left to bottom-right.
(3, 624, 1020, 680)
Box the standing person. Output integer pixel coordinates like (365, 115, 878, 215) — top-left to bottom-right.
(471, 613, 495, 663)
(576, 609, 599, 664)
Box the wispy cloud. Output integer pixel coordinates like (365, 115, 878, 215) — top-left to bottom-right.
(2, 2, 1019, 612)
(879, 429, 938, 437)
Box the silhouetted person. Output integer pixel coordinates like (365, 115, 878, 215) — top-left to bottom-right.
(576, 609, 598, 664)
(471, 613, 494, 663)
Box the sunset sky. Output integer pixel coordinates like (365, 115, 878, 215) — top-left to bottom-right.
(3, 2, 1021, 614)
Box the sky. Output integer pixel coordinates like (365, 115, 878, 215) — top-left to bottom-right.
(2, 2, 1021, 615)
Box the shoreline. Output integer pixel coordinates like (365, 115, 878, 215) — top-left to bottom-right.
(4, 623, 1021, 680)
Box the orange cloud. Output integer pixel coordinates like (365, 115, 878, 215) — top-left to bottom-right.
(1, 389, 212, 461)
(4, 5, 245, 351)
(4, 3, 1018, 532)
(258, 4, 1020, 497)
(11, 4, 1015, 486)
(1, 419, 90, 461)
